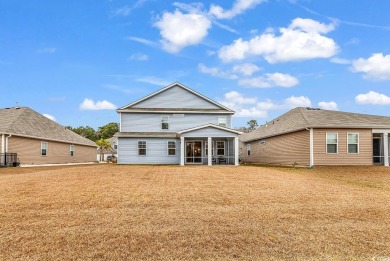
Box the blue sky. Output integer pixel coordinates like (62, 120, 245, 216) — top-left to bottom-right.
(1, 0, 390, 129)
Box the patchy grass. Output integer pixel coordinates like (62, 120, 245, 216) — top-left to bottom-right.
(1, 164, 390, 260)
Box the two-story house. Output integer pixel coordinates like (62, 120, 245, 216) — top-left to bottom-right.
(115, 82, 242, 165)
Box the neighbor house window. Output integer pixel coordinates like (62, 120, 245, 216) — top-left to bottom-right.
(41, 142, 48, 156)
(161, 116, 169, 129)
(247, 144, 251, 156)
(70, 145, 75, 157)
(138, 141, 146, 156)
(326, 133, 338, 154)
(168, 141, 176, 156)
(347, 133, 359, 154)
(216, 141, 225, 156)
(218, 116, 227, 127)
(205, 141, 214, 156)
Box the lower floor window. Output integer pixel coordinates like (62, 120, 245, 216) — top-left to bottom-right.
(70, 145, 75, 156)
(216, 141, 225, 156)
(168, 141, 176, 156)
(138, 141, 146, 156)
(41, 142, 48, 156)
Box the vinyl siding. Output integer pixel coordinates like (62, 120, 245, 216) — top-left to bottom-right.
(313, 128, 372, 165)
(118, 138, 181, 164)
(121, 113, 232, 132)
(7, 136, 96, 165)
(181, 127, 237, 138)
(242, 130, 310, 166)
(133, 86, 221, 109)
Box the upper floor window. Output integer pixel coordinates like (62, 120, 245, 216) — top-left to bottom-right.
(161, 116, 169, 129)
(326, 133, 338, 154)
(70, 145, 75, 157)
(218, 116, 227, 127)
(168, 141, 176, 156)
(347, 133, 359, 154)
(247, 144, 251, 156)
(41, 142, 48, 156)
(138, 141, 147, 156)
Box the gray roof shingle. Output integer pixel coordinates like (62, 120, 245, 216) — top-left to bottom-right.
(0, 107, 96, 147)
(240, 107, 390, 142)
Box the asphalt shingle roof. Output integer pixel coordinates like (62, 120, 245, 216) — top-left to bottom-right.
(240, 107, 390, 142)
(0, 107, 96, 147)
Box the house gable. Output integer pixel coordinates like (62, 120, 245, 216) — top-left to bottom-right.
(119, 82, 232, 112)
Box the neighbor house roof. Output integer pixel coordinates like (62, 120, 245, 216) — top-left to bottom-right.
(241, 107, 390, 143)
(0, 107, 96, 147)
(117, 82, 234, 113)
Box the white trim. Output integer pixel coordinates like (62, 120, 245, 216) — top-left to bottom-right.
(137, 140, 147, 156)
(119, 82, 234, 112)
(207, 137, 212, 166)
(117, 110, 234, 115)
(326, 133, 338, 154)
(347, 133, 359, 154)
(167, 140, 176, 156)
(234, 137, 239, 166)
(1, 134, 5, 154)
(372, 129, 390, 134)
(205, 140, 214, 156)
(309, 128, 314, 167)
(384, 134, 389, 167)
(177, 123, 242, 135)
(180, 137, 184, 165)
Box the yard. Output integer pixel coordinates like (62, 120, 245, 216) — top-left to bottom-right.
(1, 164, 390, 260)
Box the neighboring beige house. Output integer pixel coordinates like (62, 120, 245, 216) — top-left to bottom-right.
(240, 107, 390, 167)
(0, 107, 97, 166)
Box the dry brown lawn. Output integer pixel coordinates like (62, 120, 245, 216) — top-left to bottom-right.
(1, 164, 390, 260)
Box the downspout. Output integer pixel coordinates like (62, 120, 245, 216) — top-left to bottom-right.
(1, 134, 5, 154)
(5, 135, 12, 153)
(306, 128, 314, 168)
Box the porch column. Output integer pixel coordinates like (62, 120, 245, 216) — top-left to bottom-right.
(180, 136, 185, 166)
(234, 137, 239, 166)
(1, 134, 4, 154)
(384, 133, 389, 167)
(309, 128, 314, 167)
(208, 137, 212, 166)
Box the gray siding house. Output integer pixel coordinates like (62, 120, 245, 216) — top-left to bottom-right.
(116, 82, 241, 165)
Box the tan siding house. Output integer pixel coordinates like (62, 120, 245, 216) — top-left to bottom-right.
(0, 107, 97, 166)
(240, 107, 390, 167)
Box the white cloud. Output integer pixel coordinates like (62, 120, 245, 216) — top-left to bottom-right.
(80, 98, 117, 110)
(37, 47, 57, 54)
(318, 101, 338, 110)
(154, 10, 211, 53)
(127, 36, 156, 46)
(232, 63, 261, 76)
(355, 91, 390, 105)
(218, 18, 338, 63)
(136, 76, 171, 86)
(209, 0, 265, 19)
(112, 6, 132, 16)
(284, 96, 312, 108)
(239, 73, 299, 88)
(218, 91, 312, 118)
(198, 63, 237, 79)
(129, 53, 149, 61)
(350, 53, 390, 81)
(43, 114, 56, 122)
(330, 57, 351, 64)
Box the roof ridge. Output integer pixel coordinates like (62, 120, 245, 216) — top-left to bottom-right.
(5, 107, 26, 133)
(296, 107, 310, 127)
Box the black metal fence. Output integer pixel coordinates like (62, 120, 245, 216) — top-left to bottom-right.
(0, 153, 19, 167)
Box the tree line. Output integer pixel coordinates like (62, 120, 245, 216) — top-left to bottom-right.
(66, 122, 119, 142)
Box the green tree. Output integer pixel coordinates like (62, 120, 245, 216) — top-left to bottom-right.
(97, 122, 119, 139)
(247, 120, 258, 132)
(71, 126, 97, 141)
(96, 138, 112, 162)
